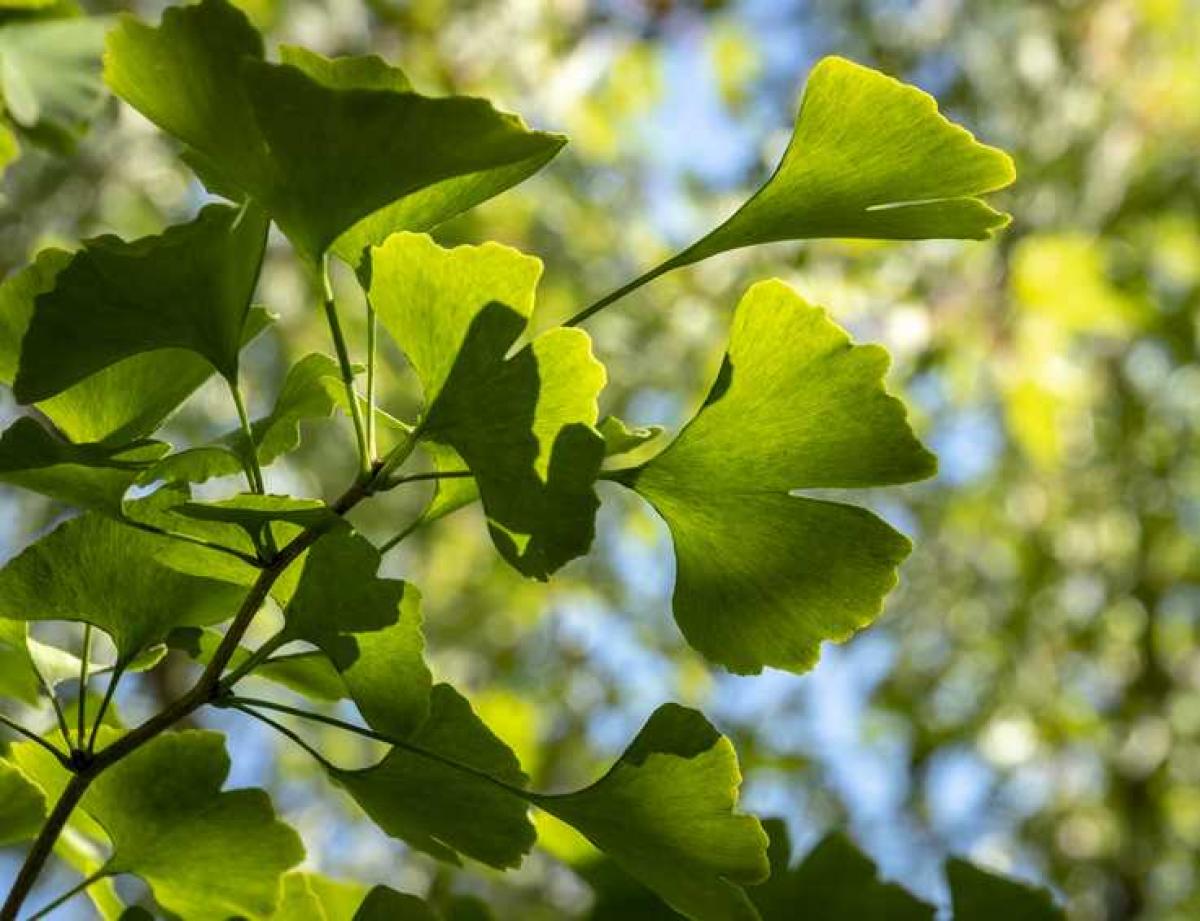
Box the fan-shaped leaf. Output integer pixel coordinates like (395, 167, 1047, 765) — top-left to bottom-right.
(947, 859, 1064, 920)
(0, 759, 45, 845)
(370, 233, 606, 579)
(13, 204, 269, 404)
(0, 513, 245, 663)
(535, 704, 768, 921)
(617, 280, 936, 673)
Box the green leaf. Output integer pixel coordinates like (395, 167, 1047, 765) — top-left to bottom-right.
(169, 627, 345, 702)
(598, 415, 664, 458)
(618, 280, 935, 674)
(12, 204, 269, 404)
(659, 56, 1014, 275)
(268, 872, 368, 920)
(104, 0, 566, 264)
(0, 249, 273, 445)
(370, 233, 606, 579)
(278, 44, 410, 92)
(43, 730, 301, 918)
(947, 858, 1064, 920)
(534, 704, 768, 921)
(333, 683, 536, 869)
(354, 886, 439, 921)
(145, 353, 346, 485)
(0, 417, 168, 514)
(0, 759, 45, 845)
(751, 822, 934, 920)
(0, 617, 41, 703)
(0, 513, 246, 663)
(0, 16, 108, 138)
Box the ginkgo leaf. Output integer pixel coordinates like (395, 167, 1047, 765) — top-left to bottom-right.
(145, 353, 346, 485)
(369, 233, 606, 579)
(104, 0, 566, 265)
(0, 513, 246, 663)
(534, 704, 768, 921)
(354, 886, 439, 921)
(0, 16, 108, 141)
(0, 249, 273, 445)
(598, 415, 664, 458)
(0, 759, 45, 845)
(22, 730, 303, 919)
(616, 280, 935, 674)
(333, 683, 536, 870)
(0, 417, 169, 514)
(751, 822, 934, 920)
(13, 203, 269, 404)
(278, 45, 410, 92)
(662, 56, 1015, 273)
(0, 617, 40, 703)
(282, 529, 431, 737)
(947, 859, 1064, 920)
(267, 872, 369, 920)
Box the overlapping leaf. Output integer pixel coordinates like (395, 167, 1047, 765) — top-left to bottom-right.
(947, 859, 1064, 920)
(615, 280, 936, 674)
(146, 353, 347, 485)
(0, 513, 245, 663)
(0, 249, 272, 447)
(660, 56, 1014, 273)
(13, 203, 269, 404)
(534, 704, 768, 921)
(0, 760, 44, 845)
(104, 0, 565, 264)
(369, 232, 606, 579)
(751, 823, 934, 920)
(332, 683, 536, 869)
(12, 730, 303, 919)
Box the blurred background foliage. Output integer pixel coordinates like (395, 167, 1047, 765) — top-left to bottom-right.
(0, 0, 1197, 918)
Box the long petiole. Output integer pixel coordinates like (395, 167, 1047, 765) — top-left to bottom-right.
(0, 713, 72, 769)
(217, 632, 288, 691)
(365, 296, 378, 461)
(228, 378, 267, 495)
(122, 518, 264, 567)
(563, 260, 674, 327)
(321, 257, 371, 476)
(228, 696, 530, 799)
(229, 702, 336, 771)
(35, 671, 73, 755)
(76, 625, 92, 749)
(26, 869, 105, 921)
(86, 664, 125, 754)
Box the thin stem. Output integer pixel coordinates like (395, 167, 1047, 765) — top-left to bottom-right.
(365, 297, 378, 461)
(378, 519, 420, 556)
(228, 379, 266, 495)
(86, 664, 124, 754)
(229, 697, 530, 800)
(0, 713, 72, 769)
(387, 469, 473, 487)
(76, 625, 92, 749)
(1, 772, 93, 920)
(217, 632, 288, 691)
(230, 702, 336, 771)
(26, 869, 105, 921)
(35, 671, 73, 755)
(563, 260, 675, 327)
(322, 258, 371, 476)
(123, 518, 264, 568)
(2, 477, 378, 919)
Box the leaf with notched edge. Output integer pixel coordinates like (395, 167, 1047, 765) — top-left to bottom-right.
(617, 280, 936, 674)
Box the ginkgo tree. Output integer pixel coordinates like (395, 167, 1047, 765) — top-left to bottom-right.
(0, 1, 1054, 917)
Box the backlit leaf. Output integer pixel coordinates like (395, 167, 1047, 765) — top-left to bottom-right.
(354, 886, 439, 921)
(658, 56, 1015, 275)
(370, 233, 606, 579)
(0, 759, 45, 845)
(104, 0, 566, 264)
(598, 415, 664, 458)
(534, 704, 768, 921)
(0, 417, 168, 514)
(0, 513, 246, 663)
(333, 683, 536, 869)
(618, 280, 935, 673)
(268, 872, 368, 920)
(13, 203, 269, 404)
